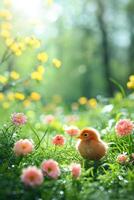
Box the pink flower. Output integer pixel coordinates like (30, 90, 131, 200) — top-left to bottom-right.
(52, 135, 66, 146)
(115, 119, 134, 137)
(64, 125, 80, 137)
(21, 166, 44, 186)
(117, 153, 129, 164)
(41, 159, 60, 179)
(70, 163, 81, 178)
(13, 139, 34, 156)
(43, 114, 55, 124)
(11, 113, 27, 126)
(66, 115, 79, 123)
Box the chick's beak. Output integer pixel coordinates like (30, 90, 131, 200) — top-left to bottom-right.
(77, 135, 81, 139)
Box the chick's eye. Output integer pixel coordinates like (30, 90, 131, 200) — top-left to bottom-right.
(84, 133, 88, 137)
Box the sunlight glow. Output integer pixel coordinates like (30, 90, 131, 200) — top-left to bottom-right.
(12, 0, 62, 23)
(11, 0, 62, 36)
(12, 0, 42, 19)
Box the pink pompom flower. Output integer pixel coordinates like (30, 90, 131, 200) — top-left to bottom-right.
(11, 113, 27, 126)
(117, 153, 129, 164)
(44, 114, 55, 124)
(21, 166, 44, 186)
(13, 139, 34, 156)
(70, 163, 81, 178)
(115, 119, 134, 137)
(52, 135, 66, 146)
(41, 159, 60, 179)
(64, 125, 80, 137)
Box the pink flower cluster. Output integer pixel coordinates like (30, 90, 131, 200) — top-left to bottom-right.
(11, 114, 81, 187)
(66, 115, 79, 123)
(52, 135, 66, 146)
(21, 166, 44, 186)
(21, 160, 81, 186)
(13, 139, 34, 156)
(70, 163, 81, 178)
(43, 114, 55, 124)
(117, 153, 129, 164)
(21, 159, 60, 186)
(52, 125, 80, 146)
(11, 113, 27, 126)
(64, 125, 80, 137)
(41, 159, 61, 179)
(115, 119, 134, 137)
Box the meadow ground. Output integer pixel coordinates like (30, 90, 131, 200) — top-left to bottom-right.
(0, 94, 134, 200)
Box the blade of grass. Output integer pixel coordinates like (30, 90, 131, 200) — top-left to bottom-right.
(110, 78, 126, 98)
(35, 128, 49, 149)
(27, 123, 40, 144)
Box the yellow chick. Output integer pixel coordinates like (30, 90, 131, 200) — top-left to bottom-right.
(77, 128, 108, 160)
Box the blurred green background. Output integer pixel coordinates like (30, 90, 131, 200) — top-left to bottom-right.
(0, 0, 134, 103)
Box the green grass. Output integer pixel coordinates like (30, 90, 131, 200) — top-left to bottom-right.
(0, 96, 134, 200)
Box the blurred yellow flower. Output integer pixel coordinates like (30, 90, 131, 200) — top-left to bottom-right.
(127, 75, 134, 89)
(31, 71, 43, 81)
(78, 97, 87, 105)
(33, 39, 41, 48)
(24, 36, 41, 48)
(19, 42, 26, 50)
(1, 22, 12, 30)
(10, 42, 18, 52)
(127, 81, 134, 89)
(23, 99, 31, 107)
(9, 42, 24, 56)
(129, 75, 134, 82)
(37, 52, 48, 62)
(2, 101, 10, 109)
(10, 71, 20, 80)
(0, 93, 5, 101)
(15, 50, 22, 56)
(15, 92, 25, 100)
(5, 37, 14, 46)
(0, 75, 8, 84)
(52, 58, 62, 68)
(37, 65, 45, 74)
(1, 29, 10, 38)
(88, 98, 97, 108)
(7, 92, 15, 101)
(0, 10, 12, 20)
(30, 92, 41, 101)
